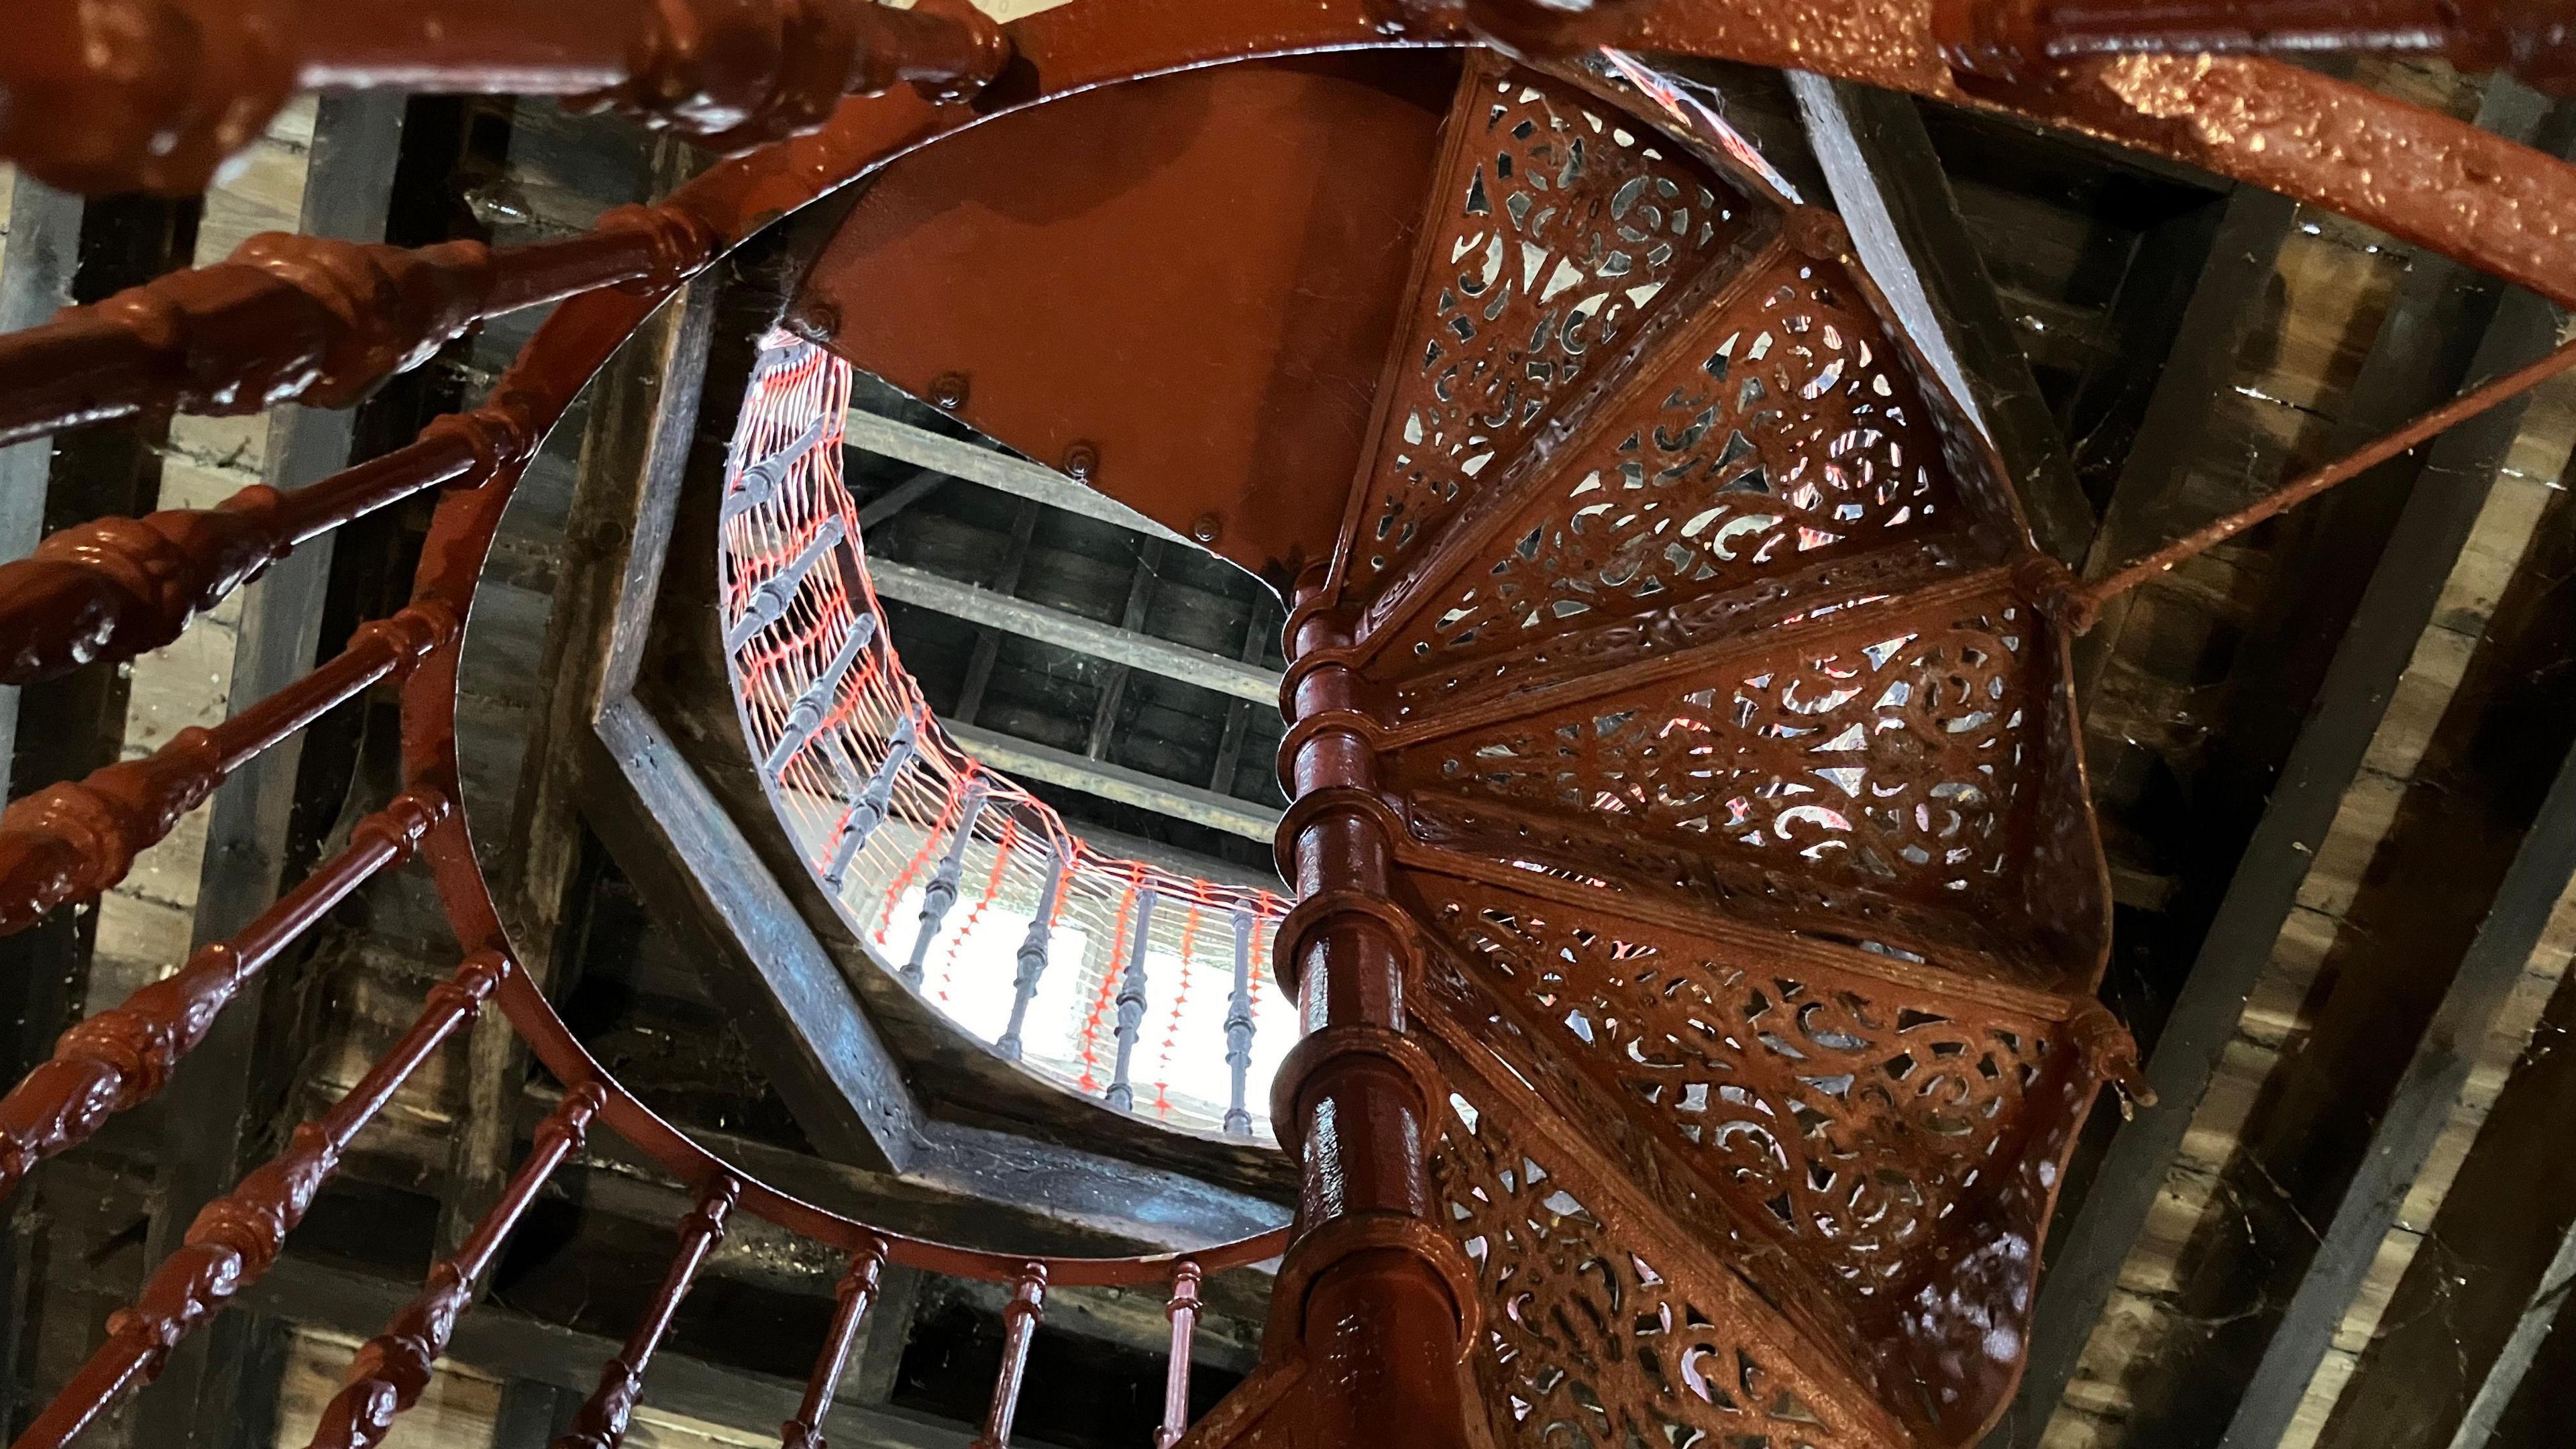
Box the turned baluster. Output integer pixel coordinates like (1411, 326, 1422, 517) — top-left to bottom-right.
(722, 413, 833, 523)
(553, 1176, 741, 1449)
(13, 951, 510, 1449)
(1106, 888, 1159, 1112)
(0, 602, 455, 934)
(822, 717, 918, 889)
(780, 1237, 890, 1449)
(306, 1085, 606, 1449)
(969, 1265, 1048, 1449)
(727, 517, 847, 653)
(906, 782, 989, 987)
(0, 406, 522, 686)
(996, 841, 1068, 1062)
(0, 212, 714, 447)
(1156, 1263, 1202, 1449)
(766, 614, 876, 775)
(1223, 907, 1258, 1139)
(0, 788, 449, 1198)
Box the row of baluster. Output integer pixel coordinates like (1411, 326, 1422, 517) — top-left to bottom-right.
(0, 184, 1228, 1449)
(3, 939, 1216, 1449)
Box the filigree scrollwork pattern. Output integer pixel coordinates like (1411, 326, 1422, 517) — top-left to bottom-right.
(1352, 60, 1756, 585)
(1429, 1071, 1895, 1449)
(1419, 875, 2057, 1298)
(1398, 590, 2044, 918)
(1379, 250, 2000, 688)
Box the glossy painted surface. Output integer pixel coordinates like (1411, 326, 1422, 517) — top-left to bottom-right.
(0, 1, 2573, 1445)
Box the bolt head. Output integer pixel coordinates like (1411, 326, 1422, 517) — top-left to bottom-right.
(928, 372, 970, 410)
(1063, 441, 1100, 481)
(790, 301, 841, 341)
(1191, 513, 1223, 544)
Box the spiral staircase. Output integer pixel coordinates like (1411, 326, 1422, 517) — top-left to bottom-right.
(1, 3, 2571, 1449)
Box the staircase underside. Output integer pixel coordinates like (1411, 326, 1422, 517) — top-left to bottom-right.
(803, 47, 2121, 1448)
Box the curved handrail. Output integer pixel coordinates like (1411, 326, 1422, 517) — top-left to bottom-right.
(7, 3, 2576, 1446)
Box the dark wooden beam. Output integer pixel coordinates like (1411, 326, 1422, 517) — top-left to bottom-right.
(1086, 538, 1166, 759)
(1208, 596, 1273, 800)
(0, 171, 82, 786)
(2069, 184, 2306, 698)
(953, 498, 1042, 727)
(1, 180, 204, 1440)
(2216, 735, 2576, 1448)
(452, 138, 715, 1255)
(0, 164, 85, 1441)
(857, 467, 949, 529)
(490, 1377, 582, 1449)
(2004, 233, 2574, 1445)
(587, 695, 922, 1173)
(2318, 920, 2576, 1449)
(1790, 73, 2096, 566)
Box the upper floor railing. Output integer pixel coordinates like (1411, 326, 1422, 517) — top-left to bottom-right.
(718, 334, 1289, 1140)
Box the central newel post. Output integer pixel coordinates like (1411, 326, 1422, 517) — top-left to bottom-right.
(1267, 562, 1474, 1448)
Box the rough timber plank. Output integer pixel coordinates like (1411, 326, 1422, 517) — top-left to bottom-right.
(2216, 740, 2576, 1448)
(2010, 249, 2573, 1449)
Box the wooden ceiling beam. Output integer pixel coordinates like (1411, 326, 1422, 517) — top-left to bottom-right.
(2216, 734, 2576, 1448)
(1790, 72, 2097, 566)
(2006, 131, 2576, 1445)
(940, 720, 1282, 841)
(843, 408, 1193, 547)
(871, 559, 1281, 704)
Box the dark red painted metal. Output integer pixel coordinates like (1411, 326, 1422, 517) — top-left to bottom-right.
(9, 5, 2576, 1449)
(804, 53, 1460, 583)
(969, 1265, 1048, 1449)
(0, 0, 1010, 197)
(0, 210, 712, 448)
(10, 952, 507, 1449)
(556, 1177, 740, 1449)
(0, 603, 453, 935)
(0, 788, 447, 1199)
(782, 1238, 888, 1449)
(1157, 1262, 1202, 1449)
(1261, 561, 1474, 1449)
(1935, 0, 2576, 96)
(0, 406, 524, 686)
(306, 1085, 605, 1449)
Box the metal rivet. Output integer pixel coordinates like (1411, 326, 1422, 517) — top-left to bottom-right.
(1063, 442, 1100, 481)
(929, 372, 970, 410)
(1191, 513, 1222, 545)
(791, 301, 841, 341)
